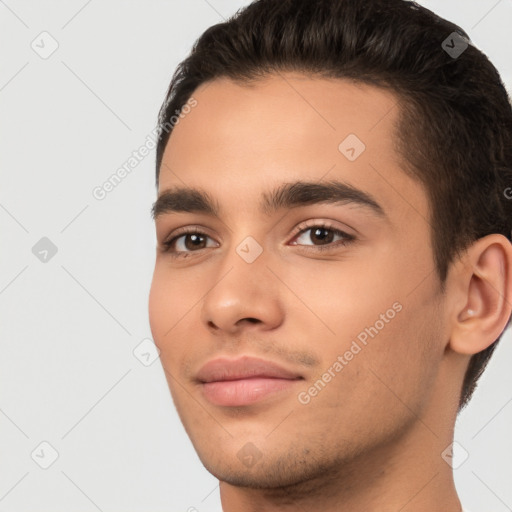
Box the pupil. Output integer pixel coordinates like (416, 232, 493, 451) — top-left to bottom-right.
(187, 234, 205, 249)
(313, 228, 333, 244)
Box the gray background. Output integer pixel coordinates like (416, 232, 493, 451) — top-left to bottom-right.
(0, 1, 511, 511)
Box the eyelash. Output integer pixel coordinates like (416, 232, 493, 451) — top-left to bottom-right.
(160, 221, 355, 258)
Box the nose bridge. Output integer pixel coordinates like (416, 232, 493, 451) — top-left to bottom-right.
(199, 231, 284, 332)
(216, 215, 271, 279)
(209, 231, 272, 303)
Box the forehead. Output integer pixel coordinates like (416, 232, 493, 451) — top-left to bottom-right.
(159, 73, 429, 226)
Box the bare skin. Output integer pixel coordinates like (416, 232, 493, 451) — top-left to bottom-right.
(148, 73, 512, 511)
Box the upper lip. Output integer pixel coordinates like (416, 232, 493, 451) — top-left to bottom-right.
(196, 356, 304, 383)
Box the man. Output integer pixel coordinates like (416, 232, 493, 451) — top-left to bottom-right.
(148, 0, 512, 510)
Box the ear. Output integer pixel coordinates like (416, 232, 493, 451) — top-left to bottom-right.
(448, 234, 512, 355)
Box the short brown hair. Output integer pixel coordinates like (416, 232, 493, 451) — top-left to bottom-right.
(155, 0, 512, 410)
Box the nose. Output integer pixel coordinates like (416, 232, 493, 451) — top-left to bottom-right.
(200, 244, 285, 336)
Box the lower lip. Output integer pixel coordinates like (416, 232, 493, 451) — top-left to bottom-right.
(201, 377, 301, 407)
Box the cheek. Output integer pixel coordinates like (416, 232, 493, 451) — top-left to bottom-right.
(298, 257, 441, 402)
(148, 272, 169, 344)
(290, 260, 401, 344)
(302, 306, 441, 445)
(349, 296, 442, 414)
(148, 266, 188, 353)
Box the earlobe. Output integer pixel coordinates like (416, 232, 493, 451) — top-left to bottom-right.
(450, 234, 512, 356)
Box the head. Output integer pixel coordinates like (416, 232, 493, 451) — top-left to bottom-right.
(149, 0, 512, 493)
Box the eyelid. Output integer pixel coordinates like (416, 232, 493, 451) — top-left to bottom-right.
(160, 219, 356, 256)
(161, 220, 352, 245)
(161, 224, 220, 251)
(290, 218, 356, 241)
(163, 224, 215, 242)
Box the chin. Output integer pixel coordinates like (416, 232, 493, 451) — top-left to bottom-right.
(197, 439, 345, 493)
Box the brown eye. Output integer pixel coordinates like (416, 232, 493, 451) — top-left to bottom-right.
(291, 223, 354, 251)
(308, 226, 335, 245)
(162, 230, 217, 256)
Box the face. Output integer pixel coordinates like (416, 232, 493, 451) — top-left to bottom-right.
(149, 73, 448, 489)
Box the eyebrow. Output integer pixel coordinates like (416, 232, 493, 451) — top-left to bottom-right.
(151, 180, 385, 220)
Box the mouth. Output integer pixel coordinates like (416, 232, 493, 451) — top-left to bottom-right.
(196, 356, 304, 407)
(201, 376, 303, 406)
